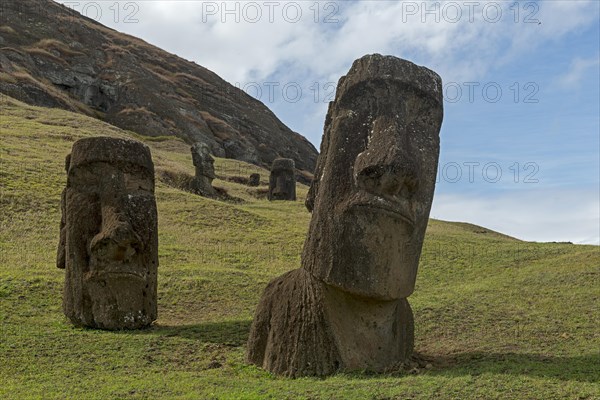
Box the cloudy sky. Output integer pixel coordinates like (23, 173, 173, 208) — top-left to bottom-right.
(55, 0, 599, 244)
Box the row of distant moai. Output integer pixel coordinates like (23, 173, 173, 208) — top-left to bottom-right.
(190, 140, 296, 201)
(56, 54, 443, 377)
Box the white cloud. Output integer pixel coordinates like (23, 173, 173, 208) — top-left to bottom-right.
(431, 189, 600, 245)
(53, 1, 599, 89)
(559, 56, 600, 87)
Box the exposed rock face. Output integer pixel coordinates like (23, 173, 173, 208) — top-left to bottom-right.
(268, 158, 296, 201)
(191, 142, 217, 196)
(247, 54, 444, 376)
(248, 173, 260, 187)
(0, 0, 318, 175)
(57, 137, 159, 330)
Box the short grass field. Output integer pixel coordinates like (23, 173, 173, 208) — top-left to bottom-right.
(1, 95, 599, 399)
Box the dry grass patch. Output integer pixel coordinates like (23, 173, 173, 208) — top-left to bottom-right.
(0, 72, 17, 84)
(32, 38, 84, 57)
(0, 25, 16, 34)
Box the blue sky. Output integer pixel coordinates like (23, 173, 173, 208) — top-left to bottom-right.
(54, 0, 599, 244)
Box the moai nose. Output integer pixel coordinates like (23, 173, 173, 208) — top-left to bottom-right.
(89, 204, 143, 262)
(353, 119, 419, 199)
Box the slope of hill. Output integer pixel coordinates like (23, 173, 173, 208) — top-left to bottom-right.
(0, 0, 318, 176)
(1, 95, 599, 399)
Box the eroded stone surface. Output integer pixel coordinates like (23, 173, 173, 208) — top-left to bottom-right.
(191, 142, 217, 196)
(58, 137, 159, 330)
(247, 54, 443, 376)
(268, 158, 296, 201)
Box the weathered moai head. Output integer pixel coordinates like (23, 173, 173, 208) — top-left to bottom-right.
(248, 173, 260, 187)
(59, 137, 159, 330)
(191, 142, 217, 196)
(247, 55, 443, 377)
(302, 54, 443, 300)
(191, 142, 216, 180)
(268, 158, 296, 201)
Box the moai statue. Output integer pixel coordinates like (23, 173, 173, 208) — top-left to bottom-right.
(247, 54, 443, 376)
(191, 142, 217, 196)
(268, 158, 296, 201)
(57, 137, 159, 330)
(248, 173, 260, 187)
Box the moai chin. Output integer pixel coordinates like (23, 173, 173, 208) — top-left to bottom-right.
(57, 137, 159, 330)
(247, 54, 443, 376)
(191, 142, 217, 196)
(268, 158, 296, 201)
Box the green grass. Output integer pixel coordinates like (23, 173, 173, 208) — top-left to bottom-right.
(1, 94, 599, 399)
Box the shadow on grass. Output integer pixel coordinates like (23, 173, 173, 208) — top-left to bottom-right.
(419, 351, 599, 383)
(112, 321, 598, 382)
(119, 319, 253, 347)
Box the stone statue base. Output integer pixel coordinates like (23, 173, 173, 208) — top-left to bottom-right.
(247, 269, 413, 377)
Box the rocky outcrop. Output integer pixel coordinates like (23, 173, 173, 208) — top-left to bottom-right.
(0, 0, 317, 175)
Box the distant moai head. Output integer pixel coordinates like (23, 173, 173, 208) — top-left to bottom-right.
(249, 173, 260, 187)
(302, 54, 443, 300)
(191, 142, 216, 180)
(59, 137, 158, 329)
(268, 158, 296, 201)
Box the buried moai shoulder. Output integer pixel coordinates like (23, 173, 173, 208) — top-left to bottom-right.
(247, 54, 443, 376)
(268, 158, 296, 201)
(58, 136, 159, 330)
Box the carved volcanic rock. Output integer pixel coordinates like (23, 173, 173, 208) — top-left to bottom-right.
(247, 54, 443, 376)
(268, 158, 296, 201)
(191, 142, 217, 197)
(57, 137, 159, 330)
(0, 0, 317, 174)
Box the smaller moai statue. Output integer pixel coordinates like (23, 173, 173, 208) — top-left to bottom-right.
(248, 173, 260, 187)
(57, 137, 159, 330)
(191, 142, 217, 196)
(268, 158, 296, 201)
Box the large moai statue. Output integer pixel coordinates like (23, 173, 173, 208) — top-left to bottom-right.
(57, 137, 159, 330)
(268, 158, 296, 201)
(247, 54, 443, 376)
(191, 142, 217, 196)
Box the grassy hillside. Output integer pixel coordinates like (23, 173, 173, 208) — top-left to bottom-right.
(1, 95, 598, 399)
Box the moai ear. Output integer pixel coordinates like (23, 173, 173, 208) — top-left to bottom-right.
(56, 153, 71, 269)
(56, 188, 67, 269)
(305, 103, 334, 212)
(65, 153, 71, 173)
